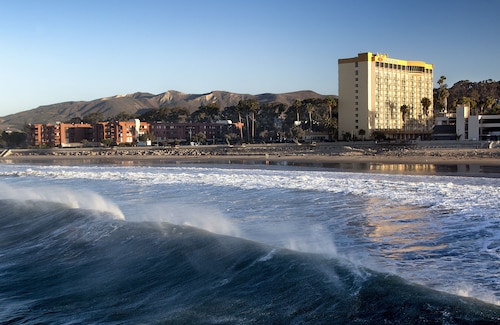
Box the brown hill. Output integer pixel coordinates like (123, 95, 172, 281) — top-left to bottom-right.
(0, 90, 333, 130)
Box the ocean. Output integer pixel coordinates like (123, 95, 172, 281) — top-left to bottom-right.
(0, 161, 499, 324)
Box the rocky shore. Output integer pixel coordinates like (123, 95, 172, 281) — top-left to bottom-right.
(1, 141, 499, 166)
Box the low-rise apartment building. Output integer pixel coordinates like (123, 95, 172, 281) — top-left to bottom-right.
(26, 122, 93, 147)
(149, 121, 226, 144)
(26, 119, 149, 147)
(94, 120, 150, 145)
(25, 120, 229, 147)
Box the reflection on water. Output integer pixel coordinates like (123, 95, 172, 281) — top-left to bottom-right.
(369, 163, 436, 174)
(273, 161, 500, 177)
(363, 198, 447, 259)
(2, 158, 500, 177)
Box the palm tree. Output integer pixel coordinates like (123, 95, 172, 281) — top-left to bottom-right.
(400, 104, 408, 138)
(437, 76, 449, 114)
(421, 97, 431, 117)
(485, 96, 496, 114)
(358, 129, 366, 141)
(236, 99, 259, 143)
(292, 100, 302, 125)
(437, 75, 446, 87)
(400, 104, 409, 122)
(247, 100, 259, 141)
(234, 102, 245, 140)
(420, 97, 432, 133)
(305, 103, 315, 132)
(323, 117, 338, 141)
(324, 96, 336, 119)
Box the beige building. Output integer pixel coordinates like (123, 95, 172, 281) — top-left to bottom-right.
(338, 52, 434, 140)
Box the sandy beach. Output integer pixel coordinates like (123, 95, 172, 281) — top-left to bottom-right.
(1, 141, 499, 167)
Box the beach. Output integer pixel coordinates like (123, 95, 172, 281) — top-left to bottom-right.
(2, 141, 500, 167)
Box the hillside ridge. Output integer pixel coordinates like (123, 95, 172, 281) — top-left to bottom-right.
(0, 90, 333, 130)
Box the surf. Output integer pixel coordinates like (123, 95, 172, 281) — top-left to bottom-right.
(0, 199, 499, 324)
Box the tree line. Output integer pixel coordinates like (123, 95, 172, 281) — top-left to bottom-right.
(68, 97, 339, 144)
(434, 77, 500, 115)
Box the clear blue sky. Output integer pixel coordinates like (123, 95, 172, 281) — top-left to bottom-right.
(1, 0, 499, 116)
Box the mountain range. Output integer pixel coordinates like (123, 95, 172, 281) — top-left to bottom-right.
(0, 90, 333, 130)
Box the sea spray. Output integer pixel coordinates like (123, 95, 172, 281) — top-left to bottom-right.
(283, 223, 338, 257)
(0, 183, 125, 219)
(123, 200, 342, 259)
(125, 201, 242, 237)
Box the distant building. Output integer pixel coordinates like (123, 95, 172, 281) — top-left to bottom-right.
(456, 105, 500, 141)
(475, 115, 500, 141)
(26, 119, 150, 147)
(94, 119, 150, 145)
(26, 122, 93, 147)
(432, 105, 500, 141)
(338, 52, 434, 140)
(26, 123, 42, 146)
(149, 122, 226, 144)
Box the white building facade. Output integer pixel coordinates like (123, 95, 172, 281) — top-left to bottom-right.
(456, 105, 500, 141)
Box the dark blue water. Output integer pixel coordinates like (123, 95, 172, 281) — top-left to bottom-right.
(1, 199, 499, 324)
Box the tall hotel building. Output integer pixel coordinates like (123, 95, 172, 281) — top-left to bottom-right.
(338, 52, 434, 140)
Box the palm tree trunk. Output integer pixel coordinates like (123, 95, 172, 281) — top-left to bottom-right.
(238, 113, 243, 140)
(251, 111, 255, 141)
(246, 114, 250, 143)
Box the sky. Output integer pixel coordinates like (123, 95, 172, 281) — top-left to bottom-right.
(1, 0, 499, 116)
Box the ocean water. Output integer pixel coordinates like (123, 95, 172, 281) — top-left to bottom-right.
(0, 162, 499, 324)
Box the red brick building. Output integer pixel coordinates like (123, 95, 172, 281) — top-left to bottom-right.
(26, 122, 93, 147)
(26, 119, 150, 147)
(94, 120, 150, 145)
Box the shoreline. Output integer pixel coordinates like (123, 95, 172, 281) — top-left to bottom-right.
(1, 142, 499, 167)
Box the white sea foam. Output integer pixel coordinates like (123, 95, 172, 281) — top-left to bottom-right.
(3, 165, 499, 219)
